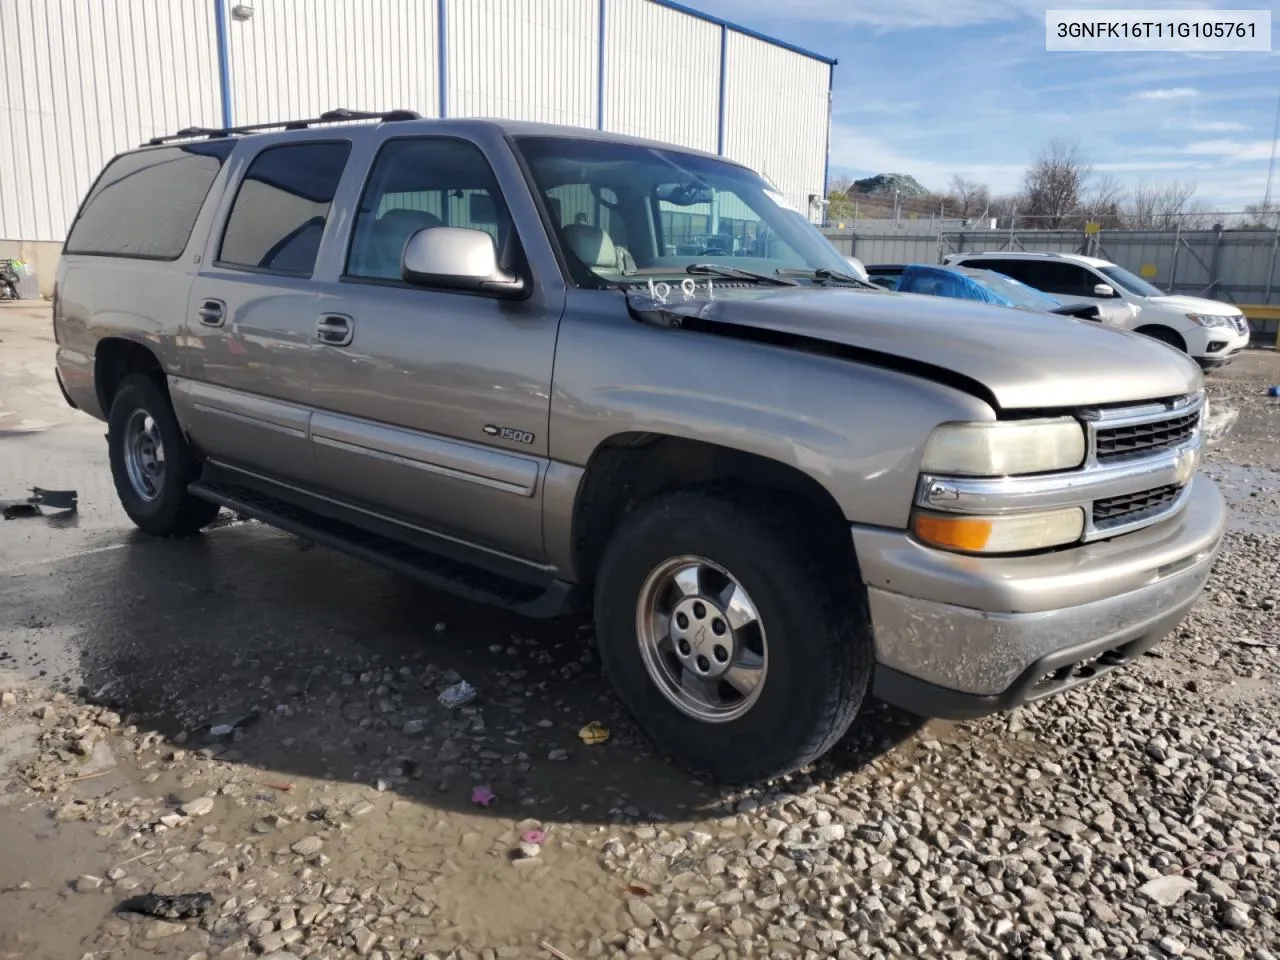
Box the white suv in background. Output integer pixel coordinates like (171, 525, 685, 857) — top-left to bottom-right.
(943, 251, 1251, 369)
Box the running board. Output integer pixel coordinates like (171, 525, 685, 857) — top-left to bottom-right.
(188, 478, 581, 619)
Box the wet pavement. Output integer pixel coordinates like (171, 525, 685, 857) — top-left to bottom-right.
(1, 301, 1278, 960)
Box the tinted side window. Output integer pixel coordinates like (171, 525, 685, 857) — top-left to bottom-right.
(65, 142, 234, 259)
(218, 142, 351, 276)
(346, 138, 513, 281)
(1027, 262, 1095, 297)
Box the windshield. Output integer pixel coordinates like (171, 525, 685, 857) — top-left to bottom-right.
(1099, 264, 1164, 297)
(961, 269, 1064, 311)
(514, 136, 852, 287)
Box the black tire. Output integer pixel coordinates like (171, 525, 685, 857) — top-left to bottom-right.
(1135, 325, 1187, 352)
(107, 373, 220, 536)
(593, 487, 873, 783)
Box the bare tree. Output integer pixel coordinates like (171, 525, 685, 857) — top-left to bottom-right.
(1081, 173, 1125, 228)
(1238, 202, 1280, 229)
(1125, 180, 1200, 229)
(946, 175, 991, 219)
(1022, 138, 1091, 227)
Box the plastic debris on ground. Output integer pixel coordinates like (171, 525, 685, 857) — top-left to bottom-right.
(578, 720, 610, 745)
(438, 680, 477, 708)
(2, 487, 78, 519)
(470, 785, 496, 807)
(117, 892, 213, 920)
(521, 829, 546, 845)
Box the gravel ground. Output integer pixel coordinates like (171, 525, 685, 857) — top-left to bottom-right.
(1, 326, 1277, 960)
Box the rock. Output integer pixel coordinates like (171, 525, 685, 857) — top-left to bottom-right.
(290, 836, 323, 856)
(403, 719, 427, 736)
(181, 797, 215, 817)
(627, 898, 657, 927)
(1049, 817, 1088, 837)
(1, 691, 16, 708)
(106, 867, 127, 881)
(143, 920, 186, 939)
(1139, 875, 1197, 906)
(1158, 937, 1186, 956)
(259, 955, 300, 960)
(196, 839, 227, 856)
(1221, 903, 1252, 930)
(671, 923, 699, 941)
(350, 801, 375, 818)
(74, 875, 104, 893)
(256, 932, 289, 953)
(351, 925, 378, 955)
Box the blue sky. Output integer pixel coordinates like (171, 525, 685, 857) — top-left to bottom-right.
(692, 0, 1280, 209)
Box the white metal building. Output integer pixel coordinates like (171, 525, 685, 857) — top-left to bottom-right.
(0, 0, 835, 293)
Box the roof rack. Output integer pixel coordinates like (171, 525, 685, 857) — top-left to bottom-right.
(144, 107, 423, 146)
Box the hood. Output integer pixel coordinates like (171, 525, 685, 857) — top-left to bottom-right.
(1148, 294, 1242, 317)
(637, 287, 1202, 411)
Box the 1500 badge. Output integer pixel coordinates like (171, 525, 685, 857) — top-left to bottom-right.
(483, 424, 535, 445)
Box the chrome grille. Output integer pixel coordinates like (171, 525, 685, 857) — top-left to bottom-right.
(1094, 410, 1199, 462)
(1092, 484, 1181, 526)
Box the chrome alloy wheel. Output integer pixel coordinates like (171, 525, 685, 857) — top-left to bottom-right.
(122, 408, 166, 502)
(635, 556, 768, 723)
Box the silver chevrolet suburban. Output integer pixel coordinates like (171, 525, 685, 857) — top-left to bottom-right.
(54, 110, 1225, 782)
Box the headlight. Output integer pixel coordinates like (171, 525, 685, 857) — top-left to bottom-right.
(921, 418, 1085, 477)
(1186, 313, 1232, 328)
(913, 507, 1085, 554)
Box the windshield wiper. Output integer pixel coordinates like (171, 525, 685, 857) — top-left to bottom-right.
(687, 263, 799, 286)
(776, 267, 877, 288)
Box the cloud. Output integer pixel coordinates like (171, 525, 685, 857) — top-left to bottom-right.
(1187, 120, 1248, 132)
(1132, 87, 1199, 100)
(1184, 140, 1276, 162)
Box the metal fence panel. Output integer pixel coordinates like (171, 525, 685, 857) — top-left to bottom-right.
(823, 224, 1280, 339)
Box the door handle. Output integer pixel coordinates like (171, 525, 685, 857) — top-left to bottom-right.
(197, 299, 225, 327)
(316, 314, 353, 347)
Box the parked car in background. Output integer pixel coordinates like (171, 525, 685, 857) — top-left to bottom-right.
(943, 251, 1251, 368)
(843, 255, 869, 282)
(865, 263, 905, 290)
(892, 264, 1117, 321)
(54, 111, 1225, 783)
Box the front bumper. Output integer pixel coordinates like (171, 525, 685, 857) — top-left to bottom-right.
(856, 474, 1225, 718)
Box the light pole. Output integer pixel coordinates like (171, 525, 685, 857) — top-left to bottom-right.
(1263, 85, 1280, 219)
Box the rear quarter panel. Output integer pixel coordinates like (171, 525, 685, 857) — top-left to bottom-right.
(54, 148, 235, 422)
(550, 291, 995, 529)
(55, 257, 202, 420)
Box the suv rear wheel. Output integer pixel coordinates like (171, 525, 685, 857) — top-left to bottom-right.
(107, 374, 220, 536)
(593, 488, 872, 782)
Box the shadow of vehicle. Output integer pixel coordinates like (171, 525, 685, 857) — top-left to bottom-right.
(5, 521, 929, 826)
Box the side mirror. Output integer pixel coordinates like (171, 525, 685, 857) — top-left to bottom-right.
(401, 226, 525, 299)
(1093, 282, 1116, 298)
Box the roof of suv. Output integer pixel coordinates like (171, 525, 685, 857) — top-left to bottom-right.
(946, 251, 1114, 268)
(138, 107, 734, 165)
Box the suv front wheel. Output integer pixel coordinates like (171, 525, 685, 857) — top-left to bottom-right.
(593, 488, 873, 782)
(107, 374, 220, 536)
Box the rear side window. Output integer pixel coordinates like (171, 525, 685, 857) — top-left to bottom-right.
(218, 142, 351, 277)
(966, 258, 1095, 297)
(64, 142, 234, 259)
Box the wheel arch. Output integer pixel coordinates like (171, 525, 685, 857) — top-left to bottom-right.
(1134, 324, 1188, 353)
(95, 337, 166, 416)
(568, 432, 855, 588)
